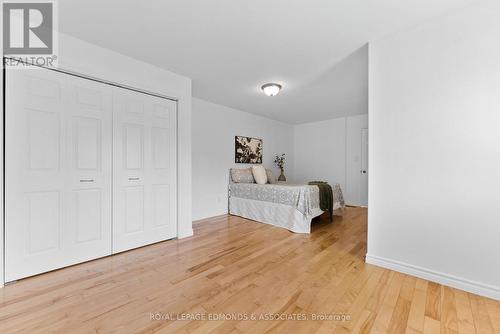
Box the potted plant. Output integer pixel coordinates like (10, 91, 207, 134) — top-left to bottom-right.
(274, 153, 286, 181)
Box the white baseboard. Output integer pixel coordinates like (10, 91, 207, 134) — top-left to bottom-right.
(365, 254, 500, 301)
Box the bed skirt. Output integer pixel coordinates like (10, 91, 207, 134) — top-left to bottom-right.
(229, 197, 323, 233)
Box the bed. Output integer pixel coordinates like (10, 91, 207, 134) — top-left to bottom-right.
(228, 170, 345, 233)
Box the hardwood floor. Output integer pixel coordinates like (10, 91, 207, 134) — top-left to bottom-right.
(0, 207, 498, 333)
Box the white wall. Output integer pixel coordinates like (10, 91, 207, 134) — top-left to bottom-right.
(1, 32, 193, 286)
(367, 1, 500, 300)
(293, 114, 368, 205)
(294, 117, 346, 189)
(192, 98, 294, 221)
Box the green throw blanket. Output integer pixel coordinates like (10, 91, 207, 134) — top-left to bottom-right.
(308, 181, 333, 220)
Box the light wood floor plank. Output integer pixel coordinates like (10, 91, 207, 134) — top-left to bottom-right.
(441, 286, 459, 334)
(455, 289, 478, 334)
(470, 293, 495, 334)
(386, 275, 416, 333)
(424, 316, 441, 334)
(485, 299, 500, 334)
(405, 278, 428, 333)
(425, 281, 442, 322)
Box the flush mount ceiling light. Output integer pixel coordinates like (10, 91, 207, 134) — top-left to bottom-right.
(261, 83, 282, 97)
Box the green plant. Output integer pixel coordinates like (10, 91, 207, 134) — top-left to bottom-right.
(274, 154, 286, 170)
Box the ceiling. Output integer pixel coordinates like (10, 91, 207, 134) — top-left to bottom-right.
(58, 0, 474, 124)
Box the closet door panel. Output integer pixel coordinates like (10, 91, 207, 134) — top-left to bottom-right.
(28, 109, 61, 170)
(152, 185, 170, 228)
(149, 96, 177, 238)
(74, 117, 101, 169)
(26, 191, 61, 254)
(64, 75, 112, 262)
(5, 68, 112, 281)
(124, 186, 145, 233)
(73, 188, 103, 243)
(5, 69, 65, 281)
(123, 123, 145, 169)
(113, 89, 177, 253)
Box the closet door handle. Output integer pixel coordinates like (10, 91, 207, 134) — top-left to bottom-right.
(128, 177, 140, 181)
(80, 179, 94, 183)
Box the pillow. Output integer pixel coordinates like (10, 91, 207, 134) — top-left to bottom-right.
(266, 169, 276, 184)
(230, 168, 255, 183)
(251, 165, 268, 185)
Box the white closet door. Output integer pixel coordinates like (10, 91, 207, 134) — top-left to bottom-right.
(113, 88, 177, 253)
(5, 68, 112, 281)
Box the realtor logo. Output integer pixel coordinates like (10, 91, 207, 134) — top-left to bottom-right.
(3, 2, 54, 55)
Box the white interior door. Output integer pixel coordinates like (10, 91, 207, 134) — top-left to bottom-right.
(113, 88, 177, 253)
(360, 128, 369, 206)
(5, 68, 113, 281)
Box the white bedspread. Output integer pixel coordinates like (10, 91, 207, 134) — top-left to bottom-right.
(229, 197, 323, 233)
(229, 183, 320, 216)
(228, 182, 342, 233)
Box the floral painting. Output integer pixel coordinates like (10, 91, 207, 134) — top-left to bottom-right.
(235, 136, 262, 164)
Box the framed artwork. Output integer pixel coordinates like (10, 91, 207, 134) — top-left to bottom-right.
(235, 136, 263, 164)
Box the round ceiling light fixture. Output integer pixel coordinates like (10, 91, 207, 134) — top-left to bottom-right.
(261, 83, 282, 97)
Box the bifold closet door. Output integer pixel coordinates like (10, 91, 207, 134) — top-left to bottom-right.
(112, 88, 177, 253)
(5, 68, 113, 281)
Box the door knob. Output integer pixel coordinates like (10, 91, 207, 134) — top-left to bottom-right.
(362, 170, 367, 174)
